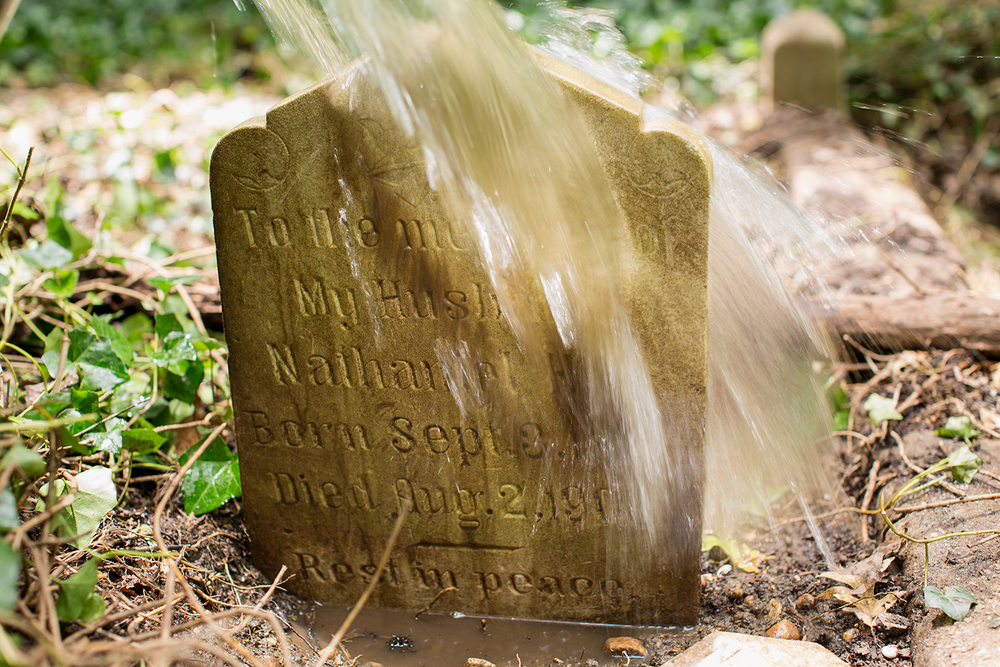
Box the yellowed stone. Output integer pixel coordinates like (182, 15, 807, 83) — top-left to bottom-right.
(210, 54, 710, 625)
(762, 9, 846, 113)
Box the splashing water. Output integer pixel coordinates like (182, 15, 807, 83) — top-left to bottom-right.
(248, 0, 840, 554)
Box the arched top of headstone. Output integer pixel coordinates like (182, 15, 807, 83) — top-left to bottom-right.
(762, 8, 846, 114)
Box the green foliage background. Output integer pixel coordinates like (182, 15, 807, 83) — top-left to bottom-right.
(0, 0, 274, 87)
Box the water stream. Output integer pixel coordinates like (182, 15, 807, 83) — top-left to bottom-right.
(244, 0, 846, 626)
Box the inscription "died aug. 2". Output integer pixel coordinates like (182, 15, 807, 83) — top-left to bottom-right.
(268, 470, 612, 528)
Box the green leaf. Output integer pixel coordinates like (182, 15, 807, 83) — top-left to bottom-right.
(944, 445, 984, 484)
(119, 313, 152, 348)
(55, 557, 99, 623)
(10, 200, 39, 220)
(61, 330, 130, 392)
(122, 428, 167, 455)
(80, 591, 106, 624)
(0, 542, 20, 611)
(43, 269, 80, 299)
(936, 416, 979, 442)
(82, 418, 125, 455)
(46, 214, 93, 259)
(150, 332, 197, 371)
(0, 443, 46, 478)
(20, 241, 74, 270)
(925, 585, 977, 621)
(181, 437, 241, 516)
(154, 313, 183, 341)
(0, 489, 19, 533)
(48, 467, 117, 548)
(90, 317, 134, 367)
(164, 362, 204, 404)
(68, 389, 100, 434)
(864, 394, 903, 426)
(148, 275, 199, 294)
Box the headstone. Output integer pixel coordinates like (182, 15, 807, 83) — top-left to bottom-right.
(210, 54, 711, 625)
(762, 9, 846, 113)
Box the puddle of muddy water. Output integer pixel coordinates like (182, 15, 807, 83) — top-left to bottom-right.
(305, 604, 691, 666)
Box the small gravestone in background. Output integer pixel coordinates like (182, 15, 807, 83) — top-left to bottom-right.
(210, 55, 711, 625)
(762, 8, 846, 114)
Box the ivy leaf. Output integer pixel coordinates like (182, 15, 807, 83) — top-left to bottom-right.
(46, 214, 92, 259)
(90, 317, 134, 367)
(0, 442, 46, 478)
(150, 332, 197, 370)
(43, 269, 80, 299)
(154, 313, 184, 341)
(0, 542, 20, 611)
(164, 361, 204, 404)
(0, 489, 19, 533)
(864, 394, 903, 426)
(148, 275, 199, 294)
(944, 445, 984, 484)
(82, 418, 125, 455)
(41, 329, 129, 392)
(55, 557, 100, 623)
(20, 241, 74, 270)
(181, 436, 241, 516)
(122, 428, 167, 456)
(925, 585, 977, 621)
(0, 487, 21, 533)
(44, 467, 118, 548)
(935, 416, 979, 442)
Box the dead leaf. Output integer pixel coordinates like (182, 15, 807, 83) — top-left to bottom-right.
(849, 593, 899, 628)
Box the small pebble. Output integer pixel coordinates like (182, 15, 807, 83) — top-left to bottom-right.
(700, 573, 713, 586)
(604, 637, 647, 657)
(464, 660, 496, 667)
(843, 628, 858, 642)
(717, 564, 733, 576)
(707, 545, 728, 561)
(764, 620, 801, 640)
(723, 580, 744, 600)
(882, 644, 898, 659)
(794, 593, 815, 610)
(743, 594, 757, 610)
(765, 598, 783, 621)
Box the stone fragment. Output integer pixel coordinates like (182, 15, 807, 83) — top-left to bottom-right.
(882, 644, 898, 659)
(761, 8, 845, 113)
(464, 659, 496, 667)
(764, 598, 783, 622)
(668, 631, 847, 666)
(211, 53, 711, 625)
(842, 628, 857, 642)
(795, 593, 815, 610)
(604, 637, 647, 657)
(765, 620, 801, 640)
(723, 580, 744, 600)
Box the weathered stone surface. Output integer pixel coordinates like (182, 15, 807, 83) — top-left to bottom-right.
(762, 9, 845, 113)
(210, 55, 710, 624)
(667, 631, 847, 666)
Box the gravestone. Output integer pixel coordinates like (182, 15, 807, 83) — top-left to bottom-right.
(210, 54, 711, 625)
(762, 8, 846, 113)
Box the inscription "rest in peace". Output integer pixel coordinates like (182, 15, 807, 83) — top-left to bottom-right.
(293, 554, 627, 603)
